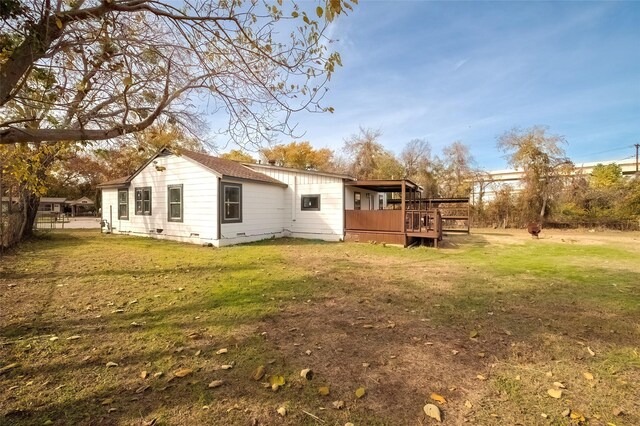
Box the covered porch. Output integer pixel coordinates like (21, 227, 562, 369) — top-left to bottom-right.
(344, 179, 443, 247)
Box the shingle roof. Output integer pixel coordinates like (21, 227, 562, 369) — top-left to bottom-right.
(97, 148, 287, 188)
(97, 175, 131, 188)
(180, 150, 286, 187)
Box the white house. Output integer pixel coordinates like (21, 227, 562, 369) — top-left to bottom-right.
(99, 148, 371, 246)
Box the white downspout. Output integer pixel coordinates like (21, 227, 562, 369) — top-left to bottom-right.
(292, 175, 297, 224)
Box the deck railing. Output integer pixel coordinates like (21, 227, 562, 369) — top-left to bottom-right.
(405, 208, 441, 234)
(345, 208, 441, 235)
(345, 210, 402, 232)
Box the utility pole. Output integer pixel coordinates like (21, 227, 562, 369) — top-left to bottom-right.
(635, 143, 640, 173)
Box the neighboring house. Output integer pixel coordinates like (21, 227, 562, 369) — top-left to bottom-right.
(98, 148, 355, 246)
(67, 196, 95, 216)
(37, 197, 67, 214)
(1, 196, 19, 213)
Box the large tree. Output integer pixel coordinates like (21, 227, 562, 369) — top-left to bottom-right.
(399, 138, 439, 197)
(261, 141, 334, 170)
(498, 125, 571, 222)
(343, 127, 402, 179)
(439, 141, 475, 198)
(0, 0, 351, 147)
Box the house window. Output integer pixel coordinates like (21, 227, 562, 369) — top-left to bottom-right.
(354, 192, 361, 210)
(118, 189, 129, 219)
(301, 194, 321, 211)
(135, 187, 152, 215)
(379, 194, 384, 210)
(222, 183, 242, 223)
(167, 184, 183, 222)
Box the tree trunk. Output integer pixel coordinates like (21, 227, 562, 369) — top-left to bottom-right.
(19, 189, 40, 239)
(539, 196, 547, 221)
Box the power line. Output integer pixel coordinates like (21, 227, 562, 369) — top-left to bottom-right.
(570, 144, 634, 160)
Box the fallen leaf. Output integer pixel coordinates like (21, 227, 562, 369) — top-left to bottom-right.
(269, 375, 285, 391)
(553, 382, 566, 389)
(469, 330, 479, 338)
(547, 388, 562, 399)
(66, 335, 81, 340)
(583, 372, 594, 380)
(476, 374, 486, 381)
(430, 393, 447, 404)
(612, 407, 624, 416)
(101, 398, 113, 405)
(174, 368, 193, 378)
(216, 348, 228, 355)
(587, 347, 595, 356)
(252, 365, 265, 381)
(277, 406, 287, 416)
(300, 368, 313, 380)
(208, 380, 224, 388)
(464, 400, 472, 408)
(49, 336, 59, 342)
(562, 409, 571, 417)
(570, 411, 586, 422)
(355, 387, 366, 398)
(318, 386, 330, 396)
(194, 350, 202, 357)
(269, 375, 285, 386)
(221, 364, 233, 370)
(332, 400, 345, 409)
(105, 361, 118, 368)
(423, 403, 442, 422)
(140, 371, 148, 379)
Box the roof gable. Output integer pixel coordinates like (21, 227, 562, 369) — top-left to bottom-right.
(98, 148, 287, 188)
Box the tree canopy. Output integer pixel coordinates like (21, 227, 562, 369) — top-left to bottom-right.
(498, 125, 570, 220)
(0, 0, 353, 147)
(260, 141, 334, 170)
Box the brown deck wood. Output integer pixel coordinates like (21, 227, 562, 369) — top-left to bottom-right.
(345, 210, 402, 232)
(344, 179, 445, 247)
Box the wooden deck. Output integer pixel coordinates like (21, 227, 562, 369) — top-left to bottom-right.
(345, 209, 442, 247)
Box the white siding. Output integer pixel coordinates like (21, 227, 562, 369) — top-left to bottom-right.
(101, 154, 218, 244)
(101, 155, 353, 246)
(248, 166, 345, 241)
(345, 187, 382, 210)
(219, 179, 286, 246)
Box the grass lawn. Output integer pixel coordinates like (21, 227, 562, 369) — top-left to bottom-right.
(1, 229, 639, 425)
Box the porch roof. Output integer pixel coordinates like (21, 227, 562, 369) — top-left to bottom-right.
(345, 179, 421, 192)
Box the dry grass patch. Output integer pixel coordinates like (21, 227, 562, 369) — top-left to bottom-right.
(1, 229, 639, 425)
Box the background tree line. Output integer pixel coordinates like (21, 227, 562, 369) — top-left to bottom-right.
(16, 124, 637, 233)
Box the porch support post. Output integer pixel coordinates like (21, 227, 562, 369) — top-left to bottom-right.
(401, 180, 406, 247)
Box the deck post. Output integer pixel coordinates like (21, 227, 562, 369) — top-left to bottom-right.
(401, 180, 406, 247)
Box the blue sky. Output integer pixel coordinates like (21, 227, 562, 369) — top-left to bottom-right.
(221, 1, 640, 170)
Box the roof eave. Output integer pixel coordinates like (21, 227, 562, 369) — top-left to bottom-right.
(221, 175, 288, 188)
